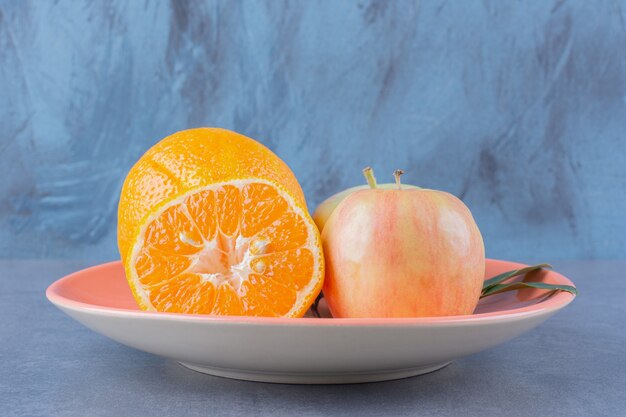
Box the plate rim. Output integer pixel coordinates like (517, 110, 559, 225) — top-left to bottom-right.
(46, 259, 576, 327)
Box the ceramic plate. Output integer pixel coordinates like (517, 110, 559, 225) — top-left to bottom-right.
(46, 259, 575, 384)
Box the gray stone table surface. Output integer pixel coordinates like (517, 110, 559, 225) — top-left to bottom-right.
(1, 260, 624, 417)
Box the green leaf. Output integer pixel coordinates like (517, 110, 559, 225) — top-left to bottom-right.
(310, 292, 324, 318)
(480, 281, 578, 298)
(482, 263, 552, 291)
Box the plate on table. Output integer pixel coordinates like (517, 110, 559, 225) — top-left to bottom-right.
(46, 259, 575, 384)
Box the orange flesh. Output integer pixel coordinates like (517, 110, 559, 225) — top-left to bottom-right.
(132, 182, 316, 316)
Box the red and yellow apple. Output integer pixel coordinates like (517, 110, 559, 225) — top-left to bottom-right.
(314, 168, 485, 318)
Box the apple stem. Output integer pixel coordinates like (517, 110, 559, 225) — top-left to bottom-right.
(394, 169, 405, 189)
(362, 166, 377, 189)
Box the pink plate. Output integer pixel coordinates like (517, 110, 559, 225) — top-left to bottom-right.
(47, 259, 576, 384)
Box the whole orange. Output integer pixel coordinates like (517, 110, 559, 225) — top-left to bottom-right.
(118, 128, 324, 317)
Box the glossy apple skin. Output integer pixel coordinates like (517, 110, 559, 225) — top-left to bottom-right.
(321, 188, 485, 318)
(313, 183, 420, 232)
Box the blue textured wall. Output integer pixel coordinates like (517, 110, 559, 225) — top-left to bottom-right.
(1, 1, 625, 260)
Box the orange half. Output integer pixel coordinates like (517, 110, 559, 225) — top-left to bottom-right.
(126, 179, 323, 318)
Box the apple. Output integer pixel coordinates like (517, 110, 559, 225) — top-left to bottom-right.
(315, 168, 485, 318)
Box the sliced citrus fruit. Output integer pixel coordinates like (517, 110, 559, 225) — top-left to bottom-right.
(118, 128, 324, 317)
